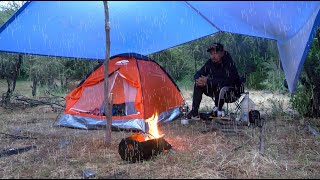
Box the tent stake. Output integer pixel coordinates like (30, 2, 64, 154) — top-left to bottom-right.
(103, 1, 112, 147)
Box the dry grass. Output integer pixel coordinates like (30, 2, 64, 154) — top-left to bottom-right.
(0, 88, 319, 179)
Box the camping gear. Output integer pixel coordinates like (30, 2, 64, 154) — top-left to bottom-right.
(118, 133, 172, 163)
(240, 94, 255, 123)
(249, 110, 264, 128)
(57, 53, 184, 131)
(179, 104, 189, 115)
(199, 111, 214, 121)
(181, 119, 189, 125)
(180, 104, 189, 125)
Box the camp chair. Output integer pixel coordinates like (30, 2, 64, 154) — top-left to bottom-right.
(217, 76, 247, 117)
(201, 77, 254, 134)
(200, 77, 249, 134)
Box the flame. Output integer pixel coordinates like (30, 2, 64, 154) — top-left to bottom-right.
(145, 112, 164, 140)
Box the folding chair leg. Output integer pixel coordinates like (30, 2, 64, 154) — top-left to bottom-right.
(226, 103, 229, 115)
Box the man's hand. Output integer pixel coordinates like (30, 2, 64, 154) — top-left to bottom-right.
(196, 76, 208, 87)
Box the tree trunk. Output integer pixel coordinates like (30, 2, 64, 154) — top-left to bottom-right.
(60, 76, 63, 89)
(103, 1, 112, 147)
(65, 76, 68, 89)
(48, 76, 54, 89)
(4, 55, 23, 104)
(313, 91, 320, 117)
(32, 78, 38, 97)
(4, 79, 12, 105)
(12, 54, 22, 93)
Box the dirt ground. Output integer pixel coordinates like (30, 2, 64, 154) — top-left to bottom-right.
(0, 89, 319, 179)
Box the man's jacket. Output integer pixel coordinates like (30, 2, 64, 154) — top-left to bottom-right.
(194, 51, 242, 89)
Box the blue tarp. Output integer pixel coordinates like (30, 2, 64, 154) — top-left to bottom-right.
(0, 1, 319, 93)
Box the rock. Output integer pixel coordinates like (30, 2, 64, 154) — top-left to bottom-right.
(305, 124, 320, 137)
(83, 169, 96, 179)
(59, 139, 71, 149)
(169, 148, 177, 155)
(10, 128, 22, 136)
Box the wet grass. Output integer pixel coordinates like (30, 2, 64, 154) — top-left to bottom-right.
(0, 83, 319, 178)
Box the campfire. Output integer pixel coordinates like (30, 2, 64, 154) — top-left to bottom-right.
(145, 113, 164, 140)
(118, 112, 172, 163)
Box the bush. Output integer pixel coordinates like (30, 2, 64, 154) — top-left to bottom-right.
(290, 84, 312, 117)
(290, 31, 320, 117)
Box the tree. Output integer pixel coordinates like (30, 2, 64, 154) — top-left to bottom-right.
(0, 1, 25, 104)
(0, 53, 23, 104)
(22, 55, 64, 96)
(302, 29, 320, 117)
(291, 29, 320, 117)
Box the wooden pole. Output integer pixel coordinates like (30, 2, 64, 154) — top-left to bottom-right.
(103, 1, 112, 146)
(259, 120, 265, 156)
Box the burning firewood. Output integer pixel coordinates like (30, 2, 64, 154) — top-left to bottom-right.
(118, 113, 172, 163)
(118, 133, 172, 163)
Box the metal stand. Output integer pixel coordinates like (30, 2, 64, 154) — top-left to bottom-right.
(201, 91, 250, 134)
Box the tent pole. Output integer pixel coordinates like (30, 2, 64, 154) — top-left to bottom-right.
(103, 1, 112, 147)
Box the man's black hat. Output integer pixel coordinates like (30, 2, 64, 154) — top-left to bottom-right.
(207, 43, 224, 52)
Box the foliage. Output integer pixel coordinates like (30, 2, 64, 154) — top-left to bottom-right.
(261, 60, 286, 92)
(290, 32, 320, 117)
(290, 83, 312, 117)
(267, 98, 287, 120)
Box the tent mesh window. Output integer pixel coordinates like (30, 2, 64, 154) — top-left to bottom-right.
(71, 72, 118, 115)
(71, 72, 139, 116)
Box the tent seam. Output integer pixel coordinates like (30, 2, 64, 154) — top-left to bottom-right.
(183, 1, 222, 32)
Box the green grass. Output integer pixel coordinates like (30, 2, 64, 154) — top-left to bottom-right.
(0, 80, 31, 96)
(0, 80, 68, 98)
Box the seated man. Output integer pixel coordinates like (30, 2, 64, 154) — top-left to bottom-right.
(187, 43, 243, 120)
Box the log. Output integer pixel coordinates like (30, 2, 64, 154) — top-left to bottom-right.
(0, 146, 36, 158)
(118, 133, 172, 163)
(13, 95, 64, 109)
(0, 132, 37, 140)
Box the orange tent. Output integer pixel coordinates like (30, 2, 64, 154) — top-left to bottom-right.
(57, 53, 185, 131)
